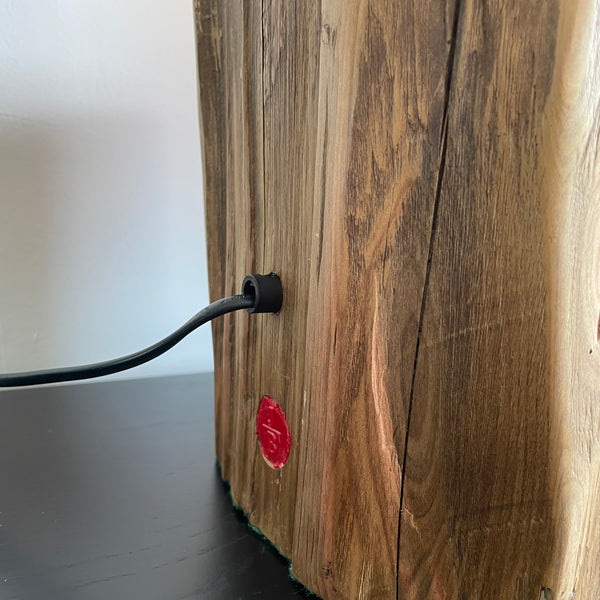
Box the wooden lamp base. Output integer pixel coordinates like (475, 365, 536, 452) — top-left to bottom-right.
(195, 1, 600, 598)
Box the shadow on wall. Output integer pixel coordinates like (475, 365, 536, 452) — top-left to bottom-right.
(0, 113, 170, 373)
(0, 119, 57, 370)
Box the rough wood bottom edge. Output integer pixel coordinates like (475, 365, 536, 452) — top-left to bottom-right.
(215, 461, 324, 600)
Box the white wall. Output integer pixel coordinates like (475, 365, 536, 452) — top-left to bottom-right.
(0, 0, 213, 381)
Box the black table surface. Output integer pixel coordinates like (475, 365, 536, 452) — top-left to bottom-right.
(0, 374, 312, 600)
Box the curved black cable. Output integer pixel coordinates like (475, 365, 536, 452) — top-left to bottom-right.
(0, 294, 253, 388)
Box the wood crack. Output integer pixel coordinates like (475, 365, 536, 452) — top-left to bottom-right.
(395, 1, 463, 595)
(261, 0, 267, 270)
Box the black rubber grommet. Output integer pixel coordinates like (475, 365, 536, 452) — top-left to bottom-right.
(241, 273, 283, 314)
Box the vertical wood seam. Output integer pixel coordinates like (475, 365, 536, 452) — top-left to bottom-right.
(395, 1, 463, 595)
(250, 0, 267, 516)
(245, 0, 268, 516)
(261, 0, 267, 268)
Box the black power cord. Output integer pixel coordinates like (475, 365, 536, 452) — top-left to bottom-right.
(0, 273, 282, 388)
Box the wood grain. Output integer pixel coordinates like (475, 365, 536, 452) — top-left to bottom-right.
(397, 0, 559, 595)
(541, 1, 600, 595)
(292, 1, 457, 597)
(195, 0, 321, 559)
(195, 0, 600, 598)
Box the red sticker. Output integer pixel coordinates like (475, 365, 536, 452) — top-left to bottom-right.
(256, 395, 291, 469)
